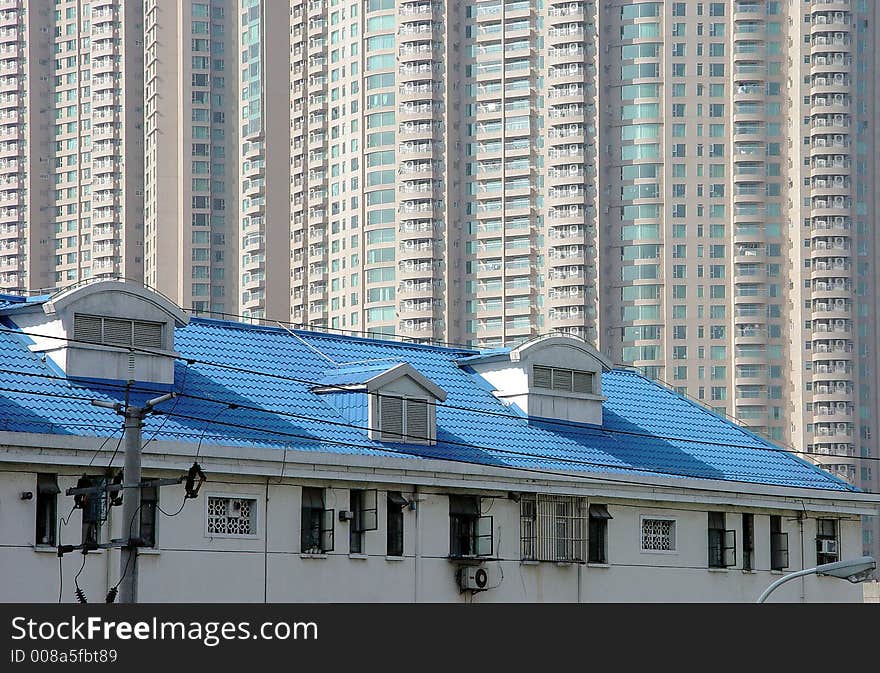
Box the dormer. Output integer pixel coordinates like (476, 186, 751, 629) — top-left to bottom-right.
(458, 335, 612, 425)
(313, 361, 447, 444)
(0, 280, 188, 384)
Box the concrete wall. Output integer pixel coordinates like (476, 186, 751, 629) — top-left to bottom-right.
(0, 468, 865, 603)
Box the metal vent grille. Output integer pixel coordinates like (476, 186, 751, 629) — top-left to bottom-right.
(73, 315, 103, 344)
(380, 396, 404, 441)
(72, 314, 165, 350)
(405, 398, 429, 441)
(572, 371, 593, 394)
(533, 365, 553, 389)
(102, 318, 133, 347)
(133, 320, 163, 349)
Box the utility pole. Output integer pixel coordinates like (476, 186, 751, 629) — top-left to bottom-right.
(92, 391, 175, 604)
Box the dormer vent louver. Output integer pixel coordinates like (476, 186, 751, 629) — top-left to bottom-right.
(74, 314, 164, 350)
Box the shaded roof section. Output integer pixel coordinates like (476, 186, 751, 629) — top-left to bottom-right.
(0, 300, 858, 492)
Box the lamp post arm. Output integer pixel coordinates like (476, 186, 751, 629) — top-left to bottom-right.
(757, 567, 818, 603)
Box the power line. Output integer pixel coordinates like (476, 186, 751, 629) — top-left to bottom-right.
(0, 356, 863, 465)
(153, 407, 850, 491)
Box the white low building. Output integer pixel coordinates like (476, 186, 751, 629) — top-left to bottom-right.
(0, 280, 877, 602)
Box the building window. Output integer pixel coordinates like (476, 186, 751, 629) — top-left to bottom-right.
(207, 496, 256, 537)
(35, 474, 60, 546)
(301, 487, 334, 553)
(449, 495, 492, 558)
(742, 513, 754, 571)
(520, 494, 588, 563)
(386, 492, 407, 557)
(770, 515, 789, 570)
(139, 480, 158, 548)
(588, 504, 612, 564)
(708, 511, 735, 567)
(816, 518, 839, 565)
(641, 517, 676, 552)
(532, 366, 594, 394)
(348, 489, 378, 554)
(378, 395, 431, 444)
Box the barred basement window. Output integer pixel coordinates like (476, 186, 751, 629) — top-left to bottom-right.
(520, 494, 588, 563)
(532, 365, 594, 394)
(73, 314, 165, 349)
(641, 517, 676, 552)
(207, 496, 256, 536)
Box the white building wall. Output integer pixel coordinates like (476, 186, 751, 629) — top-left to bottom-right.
(0, 467, 867, 603)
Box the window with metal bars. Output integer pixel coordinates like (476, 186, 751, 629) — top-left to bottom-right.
(348, 489, 378, 554)
(532, 365, 594, 394)
(707, 511, 736, 568)
(816, 518, 839, 565)
(770, 515, 789, 570)
(641, 517, 676, 552)
(742, 513, 754, 571)
(449, 495, 493, 558)
(378, 395, 432, 443)
(301, 487, 334, 554)
(73, 313, 165, 349)
(35, 474, 60, 547)
(520, 494, 588, 563)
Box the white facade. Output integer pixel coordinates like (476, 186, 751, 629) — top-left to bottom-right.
(0, 432, 874, 603)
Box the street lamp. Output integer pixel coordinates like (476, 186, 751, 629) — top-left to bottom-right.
(757, 556, 876, 603)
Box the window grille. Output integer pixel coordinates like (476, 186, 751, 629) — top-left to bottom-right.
(642, 518, 676, 552)
(520, 494, 588, 563)
(207, 496, 255, 536)
(533, 365, 594, 394)
(35, 474, 60, 546)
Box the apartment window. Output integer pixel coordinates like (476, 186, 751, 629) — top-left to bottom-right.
(348, 489, 378, 554)
(588, 504, 612, 564)
(742, 513, 754, 571)
(35, 474, 60, 546)
(770, 515, 789, 570)
(450, 496, 492, 558)
(533, 366, 594, 394)
(206, 496, 256, 537)
(378, 395, 431, 444)
(816, 519, 839, 564)
(301, 487, 334, 554)
(641, 517, 676, 552)
(708, 512, 735, 568)
(386, 492, 407, 557)
(139, 480, 158, 548)
(520, 494, 587, 563)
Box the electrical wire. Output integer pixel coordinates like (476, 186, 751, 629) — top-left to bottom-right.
(0, 364, 872, 465)
(0, 325, 853, 465)
(153, 407, 852, 492)
(73, 553, 88, 603)
(57, 504, 76, 604)
(0, 379, 862, 491)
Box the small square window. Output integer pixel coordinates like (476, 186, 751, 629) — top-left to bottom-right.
(641, 517, 676, 552)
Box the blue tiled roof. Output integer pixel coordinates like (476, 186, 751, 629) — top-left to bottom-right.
(0, 312, 857, 492)
(314, 361, 405, 387)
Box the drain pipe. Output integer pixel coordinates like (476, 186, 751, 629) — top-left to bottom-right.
(413, 486, 420, 603)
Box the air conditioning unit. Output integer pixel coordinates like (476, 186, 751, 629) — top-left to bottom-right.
(833, 94, 844, 104)
(818, 539, 838, 556)
(459, 565, 496, 592)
